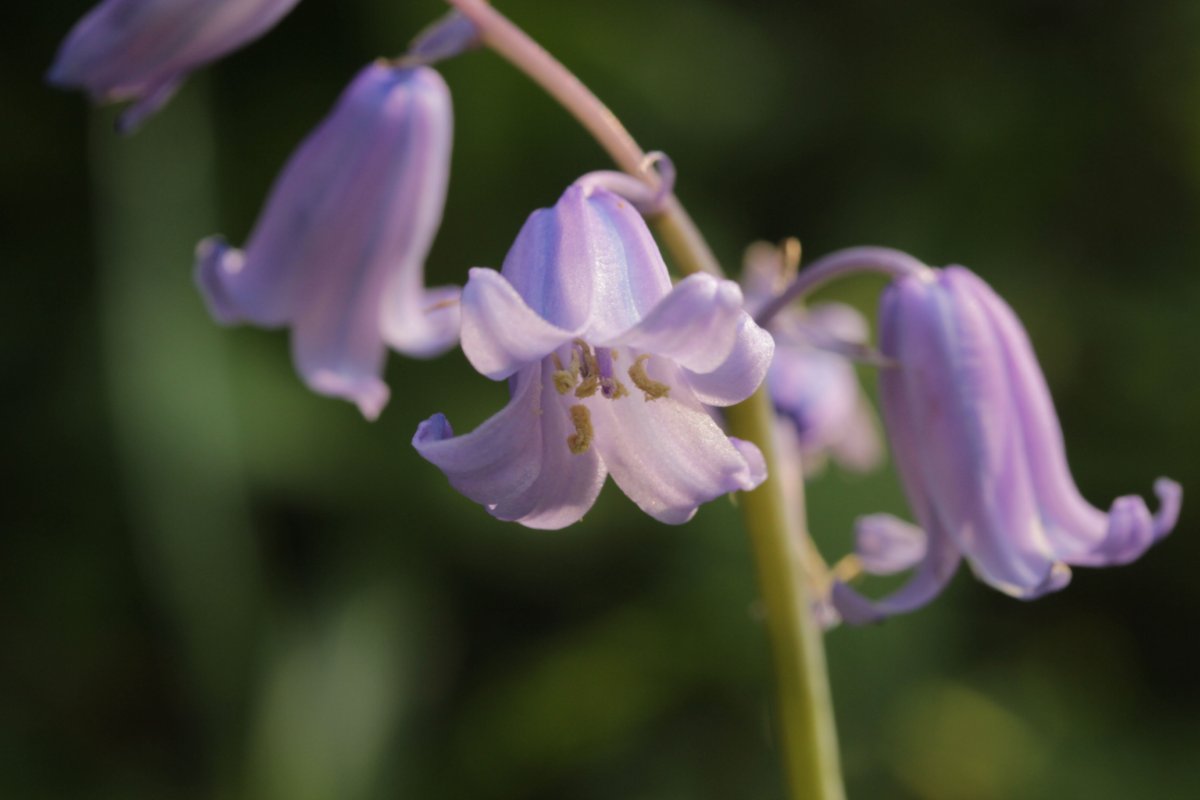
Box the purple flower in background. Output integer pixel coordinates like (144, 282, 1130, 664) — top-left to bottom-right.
(47, 0, 302, 132)
(414, 183, 773, 528)
(833, 265, 1182, 623)
(196, 62, 460, 420)
(742, 243, 883, 476)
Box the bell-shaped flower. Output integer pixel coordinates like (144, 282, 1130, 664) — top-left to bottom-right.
(196, 62, 460, 420)
(47, 0, 302, 132)
(833, 264, 1181, 623)
(742, 242, 883, 476)
(413, 183, 774, 529)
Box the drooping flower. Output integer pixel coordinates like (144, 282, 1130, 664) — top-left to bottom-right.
(196, 62, 460, 420)
(831, 263, 1181, 623)
(47, 0, 302, 132)
(413, 183, 774, 528)
(742, 242, 883, 476)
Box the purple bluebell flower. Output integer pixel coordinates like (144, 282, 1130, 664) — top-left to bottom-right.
(196, 62, 460, 420)
(832, 264, 1182, 623)
(413, 183, 774, 529)
(47, 0, 302, 132)
(742, 243, 883, 476)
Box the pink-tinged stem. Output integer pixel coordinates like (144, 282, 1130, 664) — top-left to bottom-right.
(443, 0, 723, 279)
(756, 245, 932, 327)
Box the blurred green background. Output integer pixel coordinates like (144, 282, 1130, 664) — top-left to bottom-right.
(4, 1, 1199, 798)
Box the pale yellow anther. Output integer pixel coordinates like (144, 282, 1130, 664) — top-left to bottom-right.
(574, 338, 601, 378)
(575, 376, 600, 398)
(628, 354, 670, 401)
(831, 554, 863, 584)
(566, 404, 594, 454)
(782, 237, 802, 285)
(551, 351, 580, 395)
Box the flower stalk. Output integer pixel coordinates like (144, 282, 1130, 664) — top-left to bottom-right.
(444, 2, 846, 797)
(726, 390, 846, 800)
(442, 0, 723, 280)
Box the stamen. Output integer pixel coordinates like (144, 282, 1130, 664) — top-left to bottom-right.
(628, 354, 670, 401)
(424, 296, 462, 313)
(591, 347, 627, 399)
(781, 237, 802, 287)
(566, 404, 594, 454)
(551, 350, 580, 395)
(573, 339, 602, 398)
(575, 338, 600, 377)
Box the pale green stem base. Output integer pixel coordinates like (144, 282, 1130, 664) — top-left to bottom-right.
(726, 391, 846, 800)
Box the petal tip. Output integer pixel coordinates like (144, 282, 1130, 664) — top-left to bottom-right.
(306, 369, 390, 420)
(830, 581, 887, 626)
(413, 413, 454, 449)
(1015, 561, 1073, 599)
(194, 236, 246, 324)
(729, 437, 767, 490)
(854, 514, 927, 576)
(45, 59, 72, 89)
(1153, 477, 1183, 539)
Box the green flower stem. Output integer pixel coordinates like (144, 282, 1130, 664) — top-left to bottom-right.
(443, 2, 845, 797)
(725, 391, 846, 800)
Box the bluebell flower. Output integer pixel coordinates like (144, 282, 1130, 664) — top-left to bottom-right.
(47, 0, 302, 132)
(196, 62, 460, 420)
(833, 264, 1182, 623)
(742, 242, 883, 476)
(414, 183, 774, 528)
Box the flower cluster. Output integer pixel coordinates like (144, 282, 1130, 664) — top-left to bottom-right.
(49, 1, 1181, 622)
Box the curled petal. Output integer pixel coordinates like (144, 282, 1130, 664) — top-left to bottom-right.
(589, 369, 762, 524)
(854, 514, 927, 575)
(969, 267, 1183, 566)
(683, 313, 775, 407)
(195, 237, 249, 325)
(413, 364, 606, 528)
(832, 526, 965, 625)
(413, 367, 545, 507)
(729, 437, 768, 489)
(460, 268, 580, 380)
(490, 369, 608, 529)
(1067, 478, 1182, 567)
(601, 274, 746, 373)
(290, 290, 391, 421)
